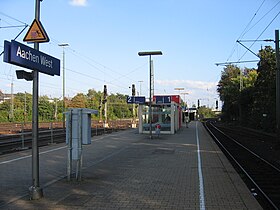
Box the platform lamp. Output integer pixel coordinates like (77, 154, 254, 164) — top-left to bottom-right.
(174, 87, 184, 93)
(138, 51, 162, 139)
(138, 80, 143, 96)
(58, 43, 69, 129)
(181, 92, 189, 108)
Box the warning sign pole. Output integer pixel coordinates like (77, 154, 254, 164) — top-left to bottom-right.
(29, 0, 44, 200)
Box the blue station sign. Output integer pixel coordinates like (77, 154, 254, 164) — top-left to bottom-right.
(3, 40, 60, 76)
(127, 96, 145, 104)
(155, 96, 171, 104)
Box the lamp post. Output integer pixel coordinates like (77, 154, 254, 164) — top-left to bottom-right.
(174, 87, 185, 106)
(138, 51, 162, 139)
(174, 87, 184, 94)
(174, 87, 185, 104)
(58, 43, 69, 129)
(181, 92, 189, 107)
(138, 80, 143, 96)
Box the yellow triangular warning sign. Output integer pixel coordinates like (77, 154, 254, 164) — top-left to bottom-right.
(23, 19, 49, 43)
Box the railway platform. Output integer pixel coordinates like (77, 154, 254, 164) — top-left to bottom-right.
(0, 121, 261, 209)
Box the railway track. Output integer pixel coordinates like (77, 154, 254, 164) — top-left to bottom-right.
(0, 123, 131, 155)
(204, 120, 280, 210)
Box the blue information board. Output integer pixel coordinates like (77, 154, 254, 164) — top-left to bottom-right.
(155, 96, 171, 104)
(3, 40, 60, 76)
(127, 96, 145, 104)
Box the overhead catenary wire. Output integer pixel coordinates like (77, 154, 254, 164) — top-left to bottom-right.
(0, 12, 29, 40)
(226, 0, 266, 62)
(244, 0, 280, 36)
(66, 67, 130, 90)
(65, 46, 146, 86)
(223, 0, 280, 66)
(238, 0, 266, 40)
(0, 13, 29, 57)
(215, 60, 260, 66)
(0, 11, 143, 95)
(0, 25, 27, 29)
(50, 37, 146, 91)
(51, 37, 138, 82)
(238, 9, 280, 62)
(0, 11, 27, 25)
(0, 12, 146, 96)
(108, 62, 147, 84)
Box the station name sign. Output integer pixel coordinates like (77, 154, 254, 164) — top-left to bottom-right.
(3, 40, 60, 76)
(155, 96, 171, 104)
(127, 96, 145, 104)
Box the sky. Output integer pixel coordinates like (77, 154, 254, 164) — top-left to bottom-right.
(0, 0, 280, 108)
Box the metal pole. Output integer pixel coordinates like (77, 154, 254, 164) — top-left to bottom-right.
(76, 109, 83, 181)
(54, 98, 58, 121)
(138, 80, 143, 96)
(67, 110, 72, 181)
(50, 122, 53, 144)
(21, 122, 25, 149)
(104, 100, 107, 127)
(24, 91, 27, 125)
(29, 0, 43, 200)
(62, 48, 65, 129)
(275, 30, 280, 140)
(99, 97, 102, 122)
(149, 55, 152, 139)
(138, 51, 162, 138)
(58, 43, 68, 128)
(10, 81, 14, 121)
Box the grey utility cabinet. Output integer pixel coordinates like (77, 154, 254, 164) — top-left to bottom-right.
(65, 108, 98, 160)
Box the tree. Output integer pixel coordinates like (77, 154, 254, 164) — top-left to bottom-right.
(86, 89, 102, 110)
(0, 101, 10, 122)
(249, 46, 276, 131)
(217, 65, 241, 121)
(0, 89, 134, 123)
(69, 93, 87, 108)
(217, 65, 258, 122)
(198, 106, 216, 118)
(107, 93, 132, 119)
(238, 68, 258, 125)
(38, 95, 53, 121)
(217, 45, 277, 133)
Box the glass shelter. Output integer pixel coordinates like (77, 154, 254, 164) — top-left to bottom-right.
(138, 95, 183, 134)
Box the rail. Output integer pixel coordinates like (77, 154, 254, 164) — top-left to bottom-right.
(203, 120, 280, 210)
(0, 119, 133, 135)
(0, 119, 134, 155)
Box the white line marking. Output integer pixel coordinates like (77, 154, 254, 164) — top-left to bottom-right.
(0, 137, 106, 165)
(0, 154, 31, 165)
(0, 146, 67, 165)
(196, 121, 206, 210)
(0, 137, 131, 208)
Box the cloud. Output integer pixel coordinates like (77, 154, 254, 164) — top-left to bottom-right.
(154, 79, 219, 106)
(69, 0, 88, 7)
(155, 79, 217, 91)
